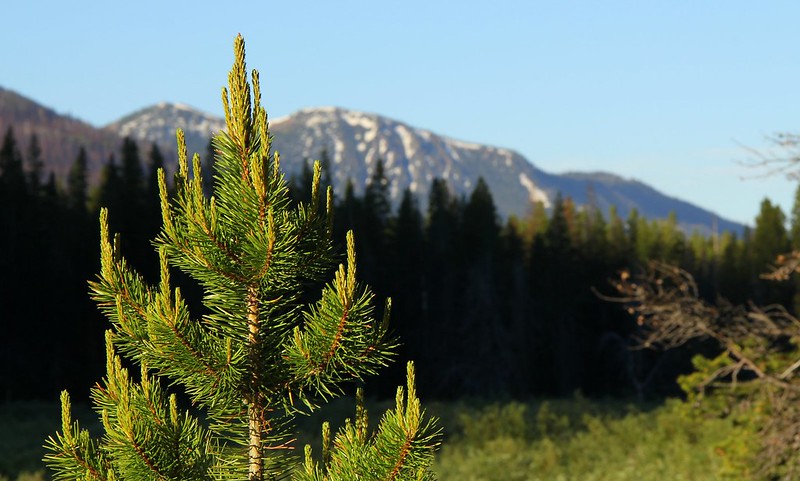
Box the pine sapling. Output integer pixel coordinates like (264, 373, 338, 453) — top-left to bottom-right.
(45, 34, 440, 481)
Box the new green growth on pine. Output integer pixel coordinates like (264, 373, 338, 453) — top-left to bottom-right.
(43, 34, 440, 481)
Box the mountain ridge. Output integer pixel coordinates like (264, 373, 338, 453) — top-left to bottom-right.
(0, 86, 122, 180)
(0, 87, 745, 235)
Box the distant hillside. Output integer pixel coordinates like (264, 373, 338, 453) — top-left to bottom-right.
(267, 107, 550, 215)
(0, 87, 121, 180)
(105, 102, 224, 161)
(270, 108, 744, 235)
(104, 103, 745, 234)
(528, 170, 745, 235)
(0, 89, 746, 235)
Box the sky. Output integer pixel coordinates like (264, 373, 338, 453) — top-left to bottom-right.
(3, 1, 800, 227)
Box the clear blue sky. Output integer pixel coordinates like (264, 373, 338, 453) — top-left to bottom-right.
(4, 1, 800, 226)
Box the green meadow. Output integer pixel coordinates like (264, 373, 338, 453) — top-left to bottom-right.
(0, 396, 756, 481)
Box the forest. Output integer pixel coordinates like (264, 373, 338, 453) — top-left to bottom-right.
(4, 119, 800, 480)
(1, 124, 797, 403)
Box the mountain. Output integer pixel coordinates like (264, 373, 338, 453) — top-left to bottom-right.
(104, 104, 742, 235)
(268, 107, 549, 213)
(271, 108, 747, 235)
(105, 102, 225, 161)
(0, 87, 121, 180)
(0, 89, 744, 235)
(521, 170, 745, 235)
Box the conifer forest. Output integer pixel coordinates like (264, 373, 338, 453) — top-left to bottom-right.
(2, 120, 796, 402)
(5, 37, 800, 481)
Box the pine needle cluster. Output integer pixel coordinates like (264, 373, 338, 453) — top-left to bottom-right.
(44, 34, 440, 481)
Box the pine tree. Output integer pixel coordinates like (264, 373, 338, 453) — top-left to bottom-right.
(0, 126, 28, 399)
(457, 178, 503, 393)
(0, 127, 25, 194)
(68, 147, 89, 213)
(360, 158, 392, 290)
(421, 179, 459, 394)
(94, 153, 121, 213)
(45, 34, 439, 481)
(605, 205, 630, 265)
(791, 184, 800, 250)
(26, 133, 44, 194)
(751, 198, 792, 306)
(364, 158, 391, 227)
(387, 189, 425, 359)
(789, 184, 800, 314)
(202, 137, 217, 198)
(145, 143, 166, 235)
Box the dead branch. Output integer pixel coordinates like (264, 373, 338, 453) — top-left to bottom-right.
(604, 260, 800, 478)
(762, 251, 800, 281)
(738, 132, 800, 181)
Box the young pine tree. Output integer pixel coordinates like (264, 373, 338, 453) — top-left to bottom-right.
(45, 34, 439, 481)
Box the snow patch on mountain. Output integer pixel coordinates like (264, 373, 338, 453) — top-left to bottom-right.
(519, 173, 550, 207)
(106, 102, 225, 157)
(104, 103, 746, 235)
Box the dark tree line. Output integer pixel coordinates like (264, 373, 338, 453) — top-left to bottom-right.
(1, 128, 797, 401)
(0, 128, 101, 401)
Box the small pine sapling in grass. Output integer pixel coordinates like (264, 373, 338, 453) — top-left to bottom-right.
(44, 34, 440, 481)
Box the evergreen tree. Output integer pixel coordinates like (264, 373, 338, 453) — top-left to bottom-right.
(146, 143, 165, 198)
(292, 159, 316, 204)
(94, 153, 121, 213)
(45, 35, 439, 481)
(497, 220, 531, 396)
(752, 200, 789, 266)
(364, 158, 391, 227)
(333, 179, 361, 244)
(789, 184, 800, 313)
(457, 178, 504, 393)
(624, 208, 639, 256)
(544, 193, 572, 256)
(0, 127, 25, 193)
(791, 184, 800, 250)
(660, 211, 685, 264)
(516, 200, 548, 249)
(420, 179, 460, 394)
(533, 193, 582, 395)
(354, 158, 392, 293)
(606, 205, 630, 264)
(68, 147, 89, 212)
(460, 177, 498, 256)
(117, 137, 146, 224)
(145, 143, 166, 233)
(63, 146, 105, 399)
(751, 198, 792, 306)
(202, 137, 217, 197)
(290, 151, 332, 206)
(26, 133, 44, 194)
(120, 137, 145, 197)
(0, 126, 27, 399)
(318, 148, 333, 193)
(575, 205, 607, 260)
(387, 188, 425, 355)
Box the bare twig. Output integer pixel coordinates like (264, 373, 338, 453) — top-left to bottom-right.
(604, 260, 800, 478)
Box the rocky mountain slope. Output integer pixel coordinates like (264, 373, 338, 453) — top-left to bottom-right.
(0, 87, 121, 180)
(105, 103, 742, 234)
(0, 87, 744, 234)
(105, 102, 225, 161)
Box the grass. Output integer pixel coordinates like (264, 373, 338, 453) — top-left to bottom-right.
(0, 400, 99, 481)
(0, 396, 759, 481)
(433, 396, 758, 481)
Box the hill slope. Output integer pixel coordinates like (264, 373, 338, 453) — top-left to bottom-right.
(0, 89, 744, 235)
(271, 107, 743, 234)
(0, 87, 121, 180)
